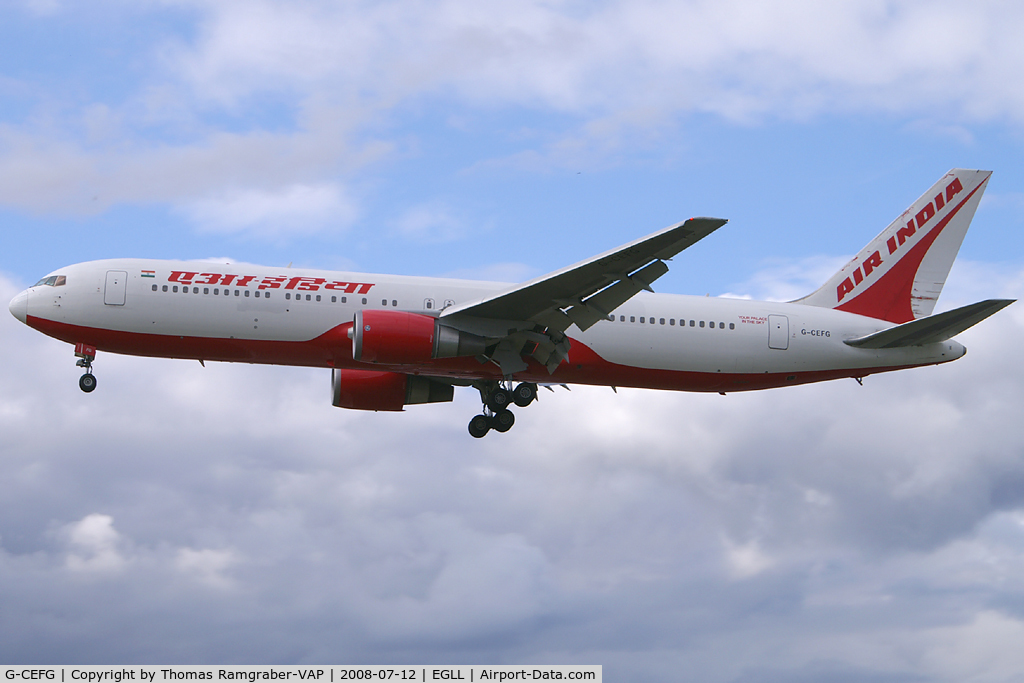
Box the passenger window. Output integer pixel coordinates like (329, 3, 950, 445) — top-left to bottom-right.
(316, 295, 321, 302)
(192, 287, 199, 294)
(720, 322, 725, 329)
(285, 293, 291, 300)
(331, 296, 337, 303)
(235, 290, 240, 296)
(173, 286, 178, 292)
(244, 290, 250, 297)
(660, 318, 665, 325)
(342, 297, 347, 303)
(163, 285, 168, 292)
(382, 299, 387, 306)
(690, 320, 695, 327)
(425, 299, 434, 310)
(306, 294, 311, 301)
(362, 298, 367, 304)
(214, 288, 219, 295)
(255, 291, 261, 298)
(619, 315, 625, 322)
(630, 316, 635, 323)
(640, 317, 645, 323)
(204, 287, 209, 294)
(151, 284, 157, 291)
(699, 321, 705, 328)
(265, 292, 271, 299)
(729, 323, 735, 330)
(670, 319, 675, 325)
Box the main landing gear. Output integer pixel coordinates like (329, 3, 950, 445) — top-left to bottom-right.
(75, 343, 97, 393)
(467, 381, 538, 438)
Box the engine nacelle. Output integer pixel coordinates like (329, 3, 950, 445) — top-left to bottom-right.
(331, 369, 454, 411)
(351, 310, 486, 364)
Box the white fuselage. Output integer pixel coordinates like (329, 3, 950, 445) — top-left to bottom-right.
(10, 258, 966, 393)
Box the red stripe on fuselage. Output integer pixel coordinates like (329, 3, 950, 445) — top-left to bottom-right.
(27, 315, 937, 394)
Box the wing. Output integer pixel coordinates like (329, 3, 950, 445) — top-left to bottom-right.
(441, 217, 727, 334)
(437, 217, 726, 375)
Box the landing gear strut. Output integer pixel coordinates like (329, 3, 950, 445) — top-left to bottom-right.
(467, 381, 537, 438)
(75, 343, 97, 393)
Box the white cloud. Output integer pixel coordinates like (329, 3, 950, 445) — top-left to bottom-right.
(22, 0, 61, 16)
(3, 0, 1024, 224)
(921, 611, 1024, 682)
(183, 182, 357, 237)
(441, 262, 538, 283)
(393, 202, 465, 243)
(0, 123, 390, 224)
(62, 514, 127, 573)
(723, 255, 851, 301)
(166, 0, 1024, 124)
(175, 547, 237, 588)
(722, 537, 775, 580)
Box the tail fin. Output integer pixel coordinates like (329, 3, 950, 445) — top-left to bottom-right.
(795, 169, 991, 323)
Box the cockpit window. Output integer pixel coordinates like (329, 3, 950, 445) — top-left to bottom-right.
(33, 275, 66, 287)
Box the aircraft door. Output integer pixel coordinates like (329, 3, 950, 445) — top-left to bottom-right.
(104, 270, 127, 306)
(768, 314, 789, 350)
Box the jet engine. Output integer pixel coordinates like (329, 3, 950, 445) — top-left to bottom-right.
(350, 310, 486, 363)
(331, 368, 454, 411)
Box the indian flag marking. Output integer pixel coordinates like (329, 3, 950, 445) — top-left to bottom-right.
(141, 270, 156, 278)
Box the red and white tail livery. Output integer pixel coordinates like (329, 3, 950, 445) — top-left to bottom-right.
(797, 169, 990, 323)
(8, 169, 1013, 437)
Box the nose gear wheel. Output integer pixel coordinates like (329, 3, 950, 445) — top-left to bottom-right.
(79, 372, 97, 393)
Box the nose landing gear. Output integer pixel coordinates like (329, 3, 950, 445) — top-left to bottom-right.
(78, 370, 97, 392)
(75, 343, 97, 393)
(467, 381, 537, 438)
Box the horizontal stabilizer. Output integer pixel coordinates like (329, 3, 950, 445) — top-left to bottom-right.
(844, 299, 1014, 349)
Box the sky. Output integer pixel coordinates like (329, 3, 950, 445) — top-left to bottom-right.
(3, 0, 1024, 679)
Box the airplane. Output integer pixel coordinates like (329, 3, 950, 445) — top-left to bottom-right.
(8, 168, 1014, 438)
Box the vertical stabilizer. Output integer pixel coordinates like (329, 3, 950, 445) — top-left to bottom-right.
(795, 169, 991, 323)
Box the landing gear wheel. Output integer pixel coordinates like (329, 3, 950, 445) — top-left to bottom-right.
(79, 373, 97, 393)
(512, 382, 537, 407)
(491, 409, 515, 433)
(468, 414, 491, 438)
(486, 388, 512, 413)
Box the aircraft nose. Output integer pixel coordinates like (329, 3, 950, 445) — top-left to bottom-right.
(8, 289, 28, 324)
